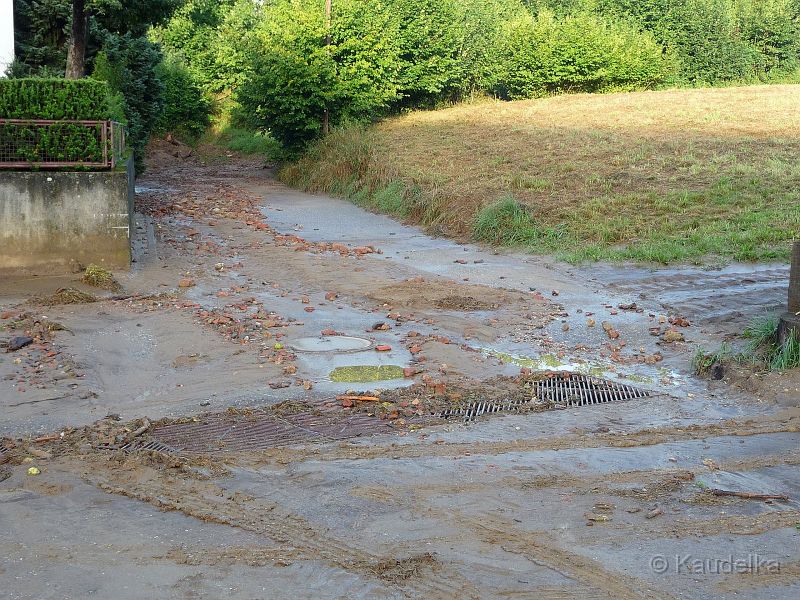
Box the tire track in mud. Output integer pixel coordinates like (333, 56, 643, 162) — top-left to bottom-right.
(356, 451, 800, 505)
(232, 415, 800, 465)
(469, 514, 675, 600)
(715, 559, 800, 592)
(616, 508, 800, 539)
(70, 457, 482, 599)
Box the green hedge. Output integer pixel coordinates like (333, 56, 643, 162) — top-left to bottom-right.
(0, 79, 118, 166)
(0, 78, 115, 120)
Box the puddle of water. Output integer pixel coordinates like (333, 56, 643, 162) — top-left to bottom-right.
(329, 365, 405, 383)
(482, 348, 661, 385)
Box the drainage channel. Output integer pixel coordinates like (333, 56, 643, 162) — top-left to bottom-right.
(123, 373, 652, 453)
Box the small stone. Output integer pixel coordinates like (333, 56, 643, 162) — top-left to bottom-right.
(661, 329, 685, 343)
(6, 336, 33, 352)
(178, 278, 196, 288)
(375, 345, 392, 352)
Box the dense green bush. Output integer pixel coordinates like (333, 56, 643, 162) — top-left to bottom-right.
(494, 10, 674, 98)
(386, 0, 526, 107)
(154, 55, 211, 139)
(596, 0, 800, 83)
(0, 78, 114, 119)
(93, 34, 165, 171)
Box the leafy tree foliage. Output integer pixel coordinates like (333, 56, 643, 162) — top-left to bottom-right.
(154, 54, 212, 139)
(15, 0, 799, 155)
(236, 0, 400, 151)
(11, 0, 180, 76)
(92, 33, 164, 171)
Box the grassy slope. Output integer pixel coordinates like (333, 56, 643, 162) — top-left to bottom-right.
(282, 85, 800, 263)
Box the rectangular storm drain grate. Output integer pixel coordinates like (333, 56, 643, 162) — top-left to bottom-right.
(534, 373, 650, 407)
(438, 398, 534, 422)
(121, 439, 183, 455)
(149, 410, 393, 453)
(438, 373, 650, 422)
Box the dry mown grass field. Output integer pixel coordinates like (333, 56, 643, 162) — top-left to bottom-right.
(283, 84, 800, 263)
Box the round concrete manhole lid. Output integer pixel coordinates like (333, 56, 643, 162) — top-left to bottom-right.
(291, 336, 373, 353)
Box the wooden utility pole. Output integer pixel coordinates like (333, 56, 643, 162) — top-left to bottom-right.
(323, 0, 332, 135)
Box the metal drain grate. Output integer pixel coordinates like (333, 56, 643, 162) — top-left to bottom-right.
(120, 439, 183, 455)
(438, 398, 534, 421)
(438, 373, 650, 422)
(534, 373, 650, 407)
(150, 409, 393, 453)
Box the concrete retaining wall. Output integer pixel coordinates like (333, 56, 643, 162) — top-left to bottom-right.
(0, 166, 132, 274)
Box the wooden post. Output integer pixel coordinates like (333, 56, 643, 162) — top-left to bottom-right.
(778, 240, 800, 344)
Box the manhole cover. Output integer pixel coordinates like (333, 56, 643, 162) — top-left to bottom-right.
(291, 336, 372, 352)
(439, 373, 650, 422)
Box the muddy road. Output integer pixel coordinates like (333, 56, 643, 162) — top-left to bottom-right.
(1, 144, 798, 599)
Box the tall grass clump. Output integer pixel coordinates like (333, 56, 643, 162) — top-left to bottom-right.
(473, 196, 568, 248)
(743, 315, 800, 370)
(280, 124, 439, 221)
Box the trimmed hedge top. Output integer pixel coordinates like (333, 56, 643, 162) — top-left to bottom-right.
(0, 78, 114, 120)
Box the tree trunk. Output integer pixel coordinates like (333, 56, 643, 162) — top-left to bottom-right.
(65, 0, 87, 79)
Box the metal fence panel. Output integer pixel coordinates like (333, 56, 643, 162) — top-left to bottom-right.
(0, 119, 125, 170)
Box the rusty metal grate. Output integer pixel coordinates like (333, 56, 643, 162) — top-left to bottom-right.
(438, 398, 534, 421)
(439, 373, 650, 422)
(121, 439, 183, 455)
(150, 408, 393, 453)
(534, 373, 650, 407)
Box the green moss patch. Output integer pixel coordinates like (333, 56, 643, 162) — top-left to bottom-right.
(329, 365, 405, 383)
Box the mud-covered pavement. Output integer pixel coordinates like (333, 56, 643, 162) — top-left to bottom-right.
(2, 144, 799, 599)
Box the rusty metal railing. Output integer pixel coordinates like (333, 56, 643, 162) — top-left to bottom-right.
(0, 119, 126, 170)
